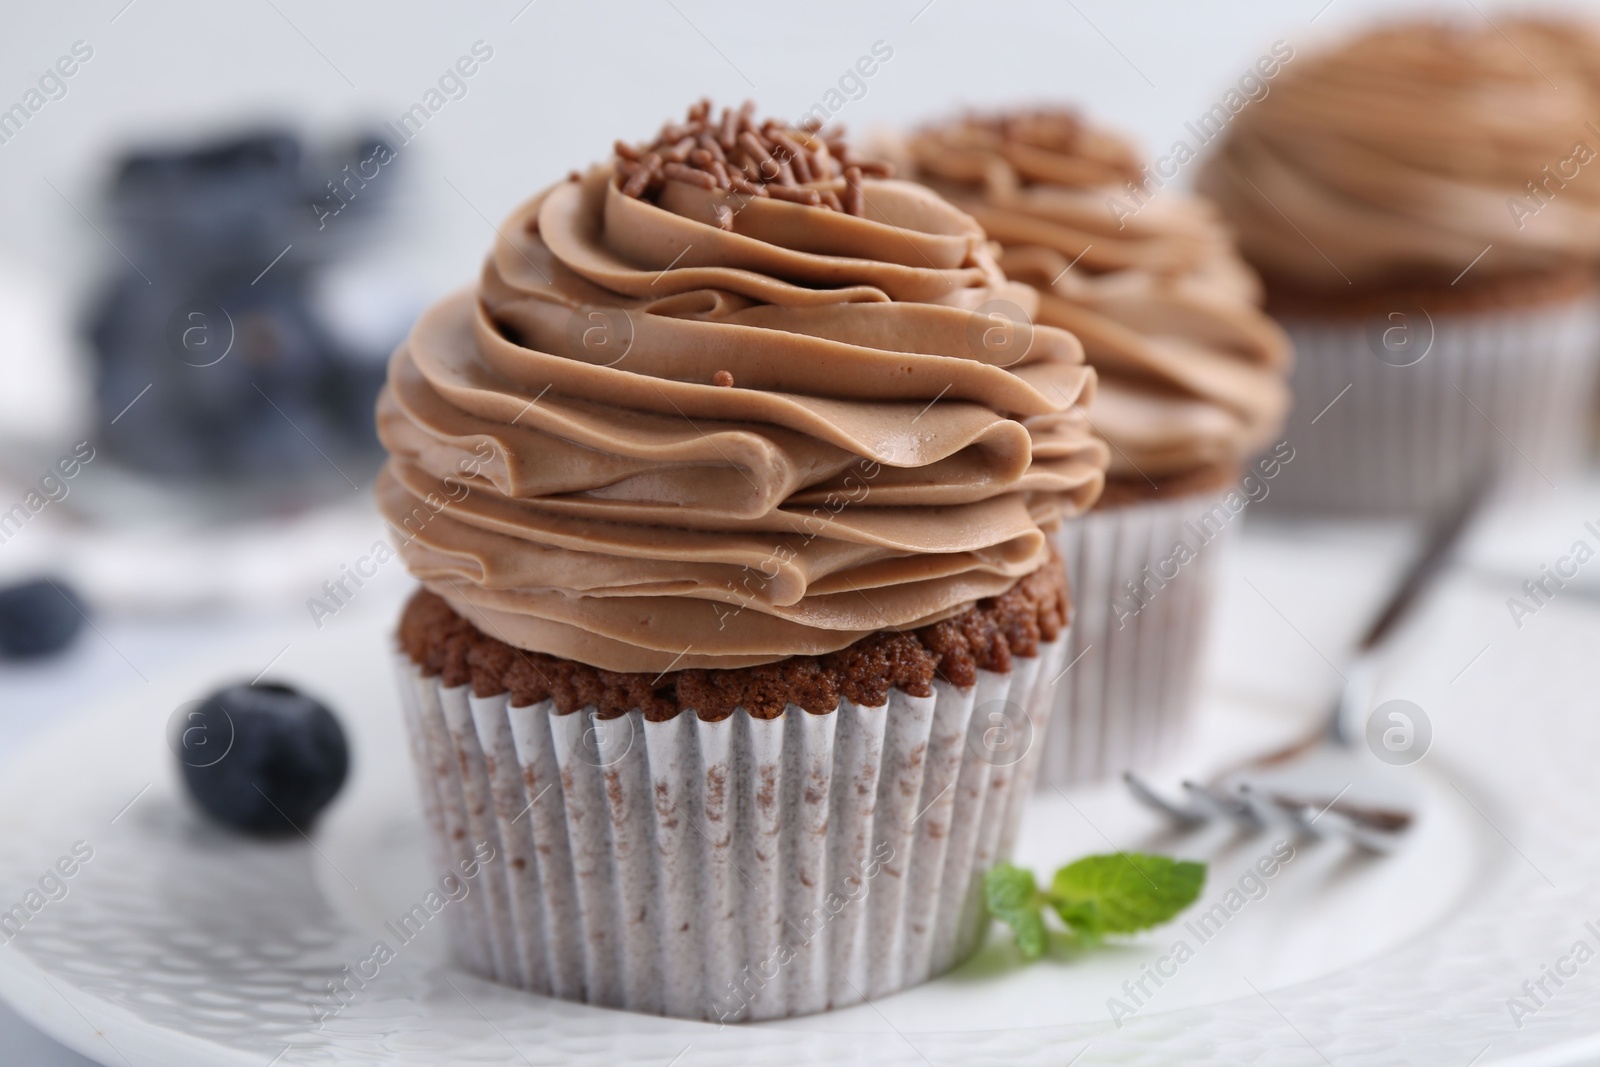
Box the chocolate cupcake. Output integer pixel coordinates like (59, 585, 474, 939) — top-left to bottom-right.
(1199, 18, 1600, 514)
(378, 101, 1106, 1021)
(900, 109, 1290, 783)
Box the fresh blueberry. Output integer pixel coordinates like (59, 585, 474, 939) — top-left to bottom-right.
(0, 577, 85, 659)
(176, 682, 349, 836)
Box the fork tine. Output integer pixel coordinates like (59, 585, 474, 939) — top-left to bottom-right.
(1301, 804, 1406, 853)
(1236, 783, 1298, 830)
(1342, 821, 1404, 854)
(1123, 771, 1206, 824)
(1278, 801, 1330, 840)
(1183, 780, 1261, 829)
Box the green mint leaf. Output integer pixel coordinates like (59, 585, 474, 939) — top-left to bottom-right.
(1048, 853, 1206, 935)
(984, 861, 1038, 914)
(984, 862, 1048, 959)
(1007, 906, 1049, 959)
(1051, 898, 1104, 945)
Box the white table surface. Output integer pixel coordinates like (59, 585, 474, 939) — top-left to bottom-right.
(0, 565, 412, 1066)
(0, 476, 1593, 1065)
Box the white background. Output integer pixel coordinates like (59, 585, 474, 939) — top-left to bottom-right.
(3, 0, 1597, 435)
(1, 0, 1595, 294)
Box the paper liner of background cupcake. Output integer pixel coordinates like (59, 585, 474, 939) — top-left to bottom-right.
(1049, 482, 1237, 784)
(1259, 280, 1600, 516)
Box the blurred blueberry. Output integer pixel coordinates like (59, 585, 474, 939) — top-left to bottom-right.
(0, 577, 84, 659)
(178, 682, 349, 837)
(111, 130, 305, 261)
(86, 127, 401, 485)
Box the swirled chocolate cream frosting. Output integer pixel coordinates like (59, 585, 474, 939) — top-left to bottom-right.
(378, 101, 1106, 679)
(903, 110, 1290, 498)
(1199, 18, 1600, 297)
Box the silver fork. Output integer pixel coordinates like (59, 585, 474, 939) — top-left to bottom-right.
(1125, 482, 1485, 853)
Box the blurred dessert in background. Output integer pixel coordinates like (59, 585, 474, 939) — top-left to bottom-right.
(1199, 18, 1600, 514)
(899, 107, 1291, 783)
(87, 128, 401, 494)
(0, 127, 424, 616)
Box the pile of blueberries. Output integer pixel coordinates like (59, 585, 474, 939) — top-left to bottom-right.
(88, 128, 396, 481)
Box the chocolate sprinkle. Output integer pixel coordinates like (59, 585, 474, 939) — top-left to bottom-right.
(614, 99, 894, 215)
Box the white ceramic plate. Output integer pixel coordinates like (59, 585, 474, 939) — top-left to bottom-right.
(0, 548, 1597, 1066)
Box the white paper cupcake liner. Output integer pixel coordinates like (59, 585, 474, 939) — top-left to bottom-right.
(1265, 295, 1600, 515)
(394, 633, 1065, 1022)
(1044, 491, 1235, 786)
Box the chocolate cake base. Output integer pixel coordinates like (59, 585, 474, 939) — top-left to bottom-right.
(1093, 462, 1241, 510)
(399, 552, 1067, 722)
(1263, 263, 1598, 319)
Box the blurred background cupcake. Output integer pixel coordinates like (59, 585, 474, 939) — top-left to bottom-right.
(1200, 17, 1600, 515)
(384, 103, 1107, 1021)
(900, 109, 1291, 784)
